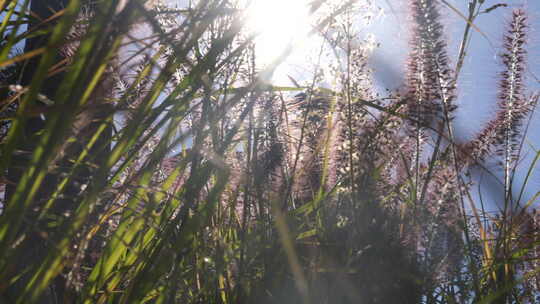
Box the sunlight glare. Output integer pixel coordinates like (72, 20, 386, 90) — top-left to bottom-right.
(245, 0, 312, 68)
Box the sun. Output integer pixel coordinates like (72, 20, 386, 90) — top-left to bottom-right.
(244, 0, 313, 68)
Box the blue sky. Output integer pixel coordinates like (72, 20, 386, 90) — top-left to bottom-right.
(268, 0, 540, 212)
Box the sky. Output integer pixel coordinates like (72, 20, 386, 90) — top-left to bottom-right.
(262, 0, 540, 212)
(3, 0, 539, 212)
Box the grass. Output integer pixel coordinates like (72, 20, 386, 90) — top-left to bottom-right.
(0, 0, 539, 303)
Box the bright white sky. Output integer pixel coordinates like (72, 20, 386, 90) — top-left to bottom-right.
(245, 0, 312, 66)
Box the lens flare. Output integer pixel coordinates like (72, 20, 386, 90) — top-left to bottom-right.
(245, 0, 312, 67)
